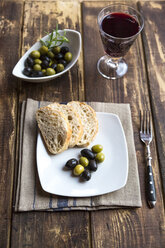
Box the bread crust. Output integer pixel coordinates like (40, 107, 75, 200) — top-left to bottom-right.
(47, 103, 83, 147)
(36, 107, 72, 154)
(67, 101, 98, 147)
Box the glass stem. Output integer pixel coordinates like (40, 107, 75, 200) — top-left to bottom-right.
(112, 57, 122, 68)
(107, 57, 121, 69)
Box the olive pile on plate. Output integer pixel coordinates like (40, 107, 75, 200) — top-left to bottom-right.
(65, 144, 105, 181)
(23, 45, 73, 77)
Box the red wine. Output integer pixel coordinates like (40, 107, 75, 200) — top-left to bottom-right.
(102, 12, 140, 38)
(100, 12, 140, 57)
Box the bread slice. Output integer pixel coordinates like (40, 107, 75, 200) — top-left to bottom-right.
(46, 102, 83, 147)
(67, 101, 98, 147)
(36, 106, 72, 154)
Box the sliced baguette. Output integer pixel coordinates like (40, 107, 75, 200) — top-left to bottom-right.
(36, 106, 72, 154)
(46, 102, 83, 147)
(67, 101, 98, 147)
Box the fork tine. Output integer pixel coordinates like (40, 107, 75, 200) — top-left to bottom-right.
(149, 111, 152, 136)
(140, 110, 152, 135)
(140, 110, 143, 132)
(144, 110, 147, 134)
(146, 110, 149, 134)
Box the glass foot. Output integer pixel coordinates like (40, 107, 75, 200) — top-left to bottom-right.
(97, 55, 128, 79)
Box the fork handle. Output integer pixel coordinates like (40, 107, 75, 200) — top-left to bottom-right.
(146, 145, 156, 208)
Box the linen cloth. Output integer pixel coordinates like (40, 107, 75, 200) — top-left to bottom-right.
(15, 99, 142, 211)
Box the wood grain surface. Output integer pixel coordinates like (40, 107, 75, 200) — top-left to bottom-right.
(138, 1, 165, 199)
(1, 0, 165, 2)
(0, 1, 164, 248)
(0, 2, 23, 247)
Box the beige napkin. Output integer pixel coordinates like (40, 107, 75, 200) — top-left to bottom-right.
(15, 98, 142, 211)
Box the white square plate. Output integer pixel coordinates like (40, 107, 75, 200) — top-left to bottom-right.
(36, 112, 128, 197)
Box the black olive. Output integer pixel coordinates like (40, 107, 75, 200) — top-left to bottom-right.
(61, 46, 69, 54)
(25, 57, 34, 67)
(37, 71, 43, 77)
(81, 149, 95, 160)
(65, 158, 78, 169)
(41, 60, 49, 69)
(54, 53, 63, 60)
(58, 59, 67, 67)
(51, 63, 57, 70)
(88, 160, 98, 171)
(24, 61, 28, 68)
(81, 170, 91, 181)
(30, 70, 38, 77)
(23, 67, 32, 76)
(31, 70, 43, 77)
(40, 55, 50, 62)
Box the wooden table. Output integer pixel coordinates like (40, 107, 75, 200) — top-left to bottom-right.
(0, 1, 165, 247)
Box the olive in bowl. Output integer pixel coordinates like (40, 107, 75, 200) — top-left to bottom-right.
(12, 29, 81, 83)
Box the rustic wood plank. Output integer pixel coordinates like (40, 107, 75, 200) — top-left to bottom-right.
(0, 2, 23, 248)
(11, 2, 89, 248)
(2, 0, 165, 3)
(12, 212, 90, 248)
(138, 1, 165, 198)
(82, 1, 165, 247)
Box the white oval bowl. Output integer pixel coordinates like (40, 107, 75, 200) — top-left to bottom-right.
(12, 29, 81, 83)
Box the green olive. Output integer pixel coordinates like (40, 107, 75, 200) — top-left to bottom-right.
(42, 69, 46, 76)
(95, 152, 105, 163)
(39, 46, 48, 55)
(34, 59, 42, 65)
(79, 157, 89, 167)
(92, 144, 103, 153)
(49, 60, 53, 67)
(33, 64, 42, 71)
(73, 164, 84, 176)
(46, 68, 56, 76)
(30, 50, 40, 59)
(64, 52, 72, 62)
(52, 46, 61, 54)
(56, 63, 64, 73)
(47, 51, 55, 59)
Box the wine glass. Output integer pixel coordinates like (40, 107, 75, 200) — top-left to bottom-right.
(97, 4, 144, 79)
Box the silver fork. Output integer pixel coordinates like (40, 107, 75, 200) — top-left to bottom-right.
(140, 110, 156, 208)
